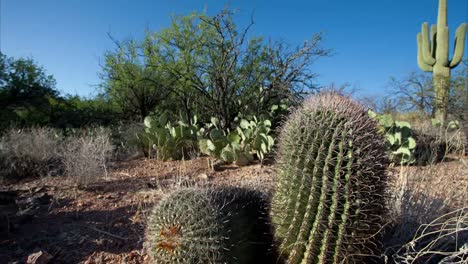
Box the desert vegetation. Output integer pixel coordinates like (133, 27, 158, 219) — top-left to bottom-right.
(1, 1, 467, 263)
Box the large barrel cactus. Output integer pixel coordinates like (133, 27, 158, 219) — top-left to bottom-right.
(271, 92, 388, 263)
(145, 187, 275, 264)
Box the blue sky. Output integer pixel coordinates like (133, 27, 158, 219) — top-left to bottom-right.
(1, 0, 467, 98)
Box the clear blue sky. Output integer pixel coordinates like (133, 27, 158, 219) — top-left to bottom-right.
(1, 0, 467, 98)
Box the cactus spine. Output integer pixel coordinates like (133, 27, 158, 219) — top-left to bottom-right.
(145, 187, 275, 264)
(271, 92, 388, 263)
(417, 0, 467, 122)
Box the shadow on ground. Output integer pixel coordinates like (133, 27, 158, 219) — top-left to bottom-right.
(1, 199, 147, 263)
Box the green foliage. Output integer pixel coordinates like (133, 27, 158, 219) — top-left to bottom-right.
(145, 187, 274, 264)
(0, 53, 120, 131)
(139, 113, 200, 160)
(101, 40, 170, 120)
(0, 53, 59, 129)
(101, 9, 328, 128)
(267, 100, 291, 128)
(369, 110, 417, 164)
(431, 118, 460, 131)
(47, 95, 120, 128)
(271, 92, 388, 263)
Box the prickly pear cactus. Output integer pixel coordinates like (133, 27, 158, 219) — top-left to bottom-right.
(145, 187, 275, 264)
(271, 92, 388, 263)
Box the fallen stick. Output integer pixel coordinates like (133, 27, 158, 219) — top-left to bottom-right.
(86, 225, 127, 241)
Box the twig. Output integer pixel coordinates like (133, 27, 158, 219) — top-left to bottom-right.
(86, 225, 127, 241)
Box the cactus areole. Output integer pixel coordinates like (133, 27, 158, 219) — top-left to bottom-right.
(271, 92, 388, 263)
(417, 0, 467, 122)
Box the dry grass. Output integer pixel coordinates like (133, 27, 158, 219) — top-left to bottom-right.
(110, 122, 145, 161)
(384, 156, 468, 263)
(0, 127, 63, 179)
(0, 127, 114, 186)
(413, 120, 467, 157)
(61, 127, 114, 187)
(393, 208, 467, 263)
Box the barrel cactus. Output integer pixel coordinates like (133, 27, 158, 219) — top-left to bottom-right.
(145, 187, 275, 263)
(271, 92, 388, 263)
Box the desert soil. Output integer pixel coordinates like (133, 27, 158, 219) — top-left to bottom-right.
(0, 157, 276, 263)
(1, 156, 466, 264)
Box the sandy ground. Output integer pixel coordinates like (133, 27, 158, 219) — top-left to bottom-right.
(0, 157, 276, 263)
(1, 155, 466, 263)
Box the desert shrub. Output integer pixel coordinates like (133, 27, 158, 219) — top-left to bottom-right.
(0, 127, 63, 179)
(109, 121, 145, 160)
(384, 154, 467, 262)
(428, 119, 466, 154)
(411, 119, 466, 165)
(61, 127, 113, 186)
(393, 208, 468, 264)
(0, 126, 114, 185)
(369, 110, 466, 165)
(412, 129, 446, 165)
(199, 117, 254, 166)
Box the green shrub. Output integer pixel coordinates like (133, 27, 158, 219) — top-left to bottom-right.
(271, 92, 388, 263)
(145, 187, 275, 263)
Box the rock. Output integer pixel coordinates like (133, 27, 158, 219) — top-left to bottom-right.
(197, 173, 210, 181)
(26, 250, 52, 264)
(33, 187, 44, 193)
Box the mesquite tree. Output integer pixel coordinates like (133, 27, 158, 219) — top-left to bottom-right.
(102, 10, 330, 127)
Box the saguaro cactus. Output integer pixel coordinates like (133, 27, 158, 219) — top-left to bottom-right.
(417, 0, 467, 122)
(271, 92, 388, 263)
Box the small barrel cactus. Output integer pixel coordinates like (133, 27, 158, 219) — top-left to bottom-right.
(145, 187, 275, 263)
(271, 92, 388, 263)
